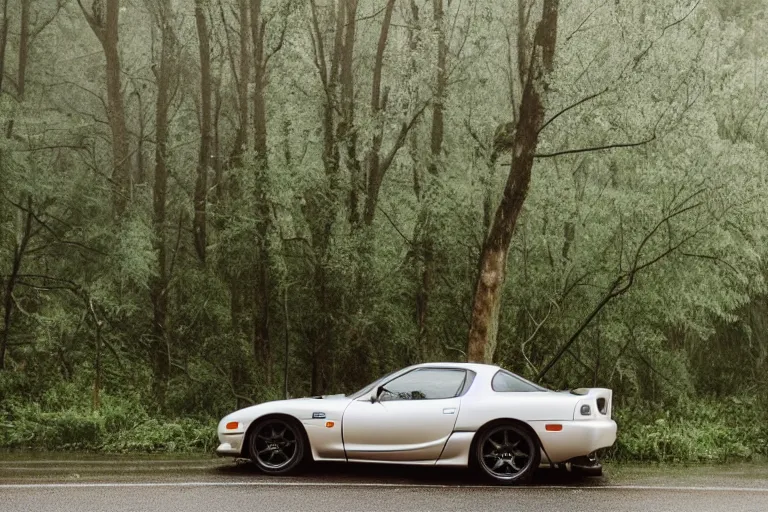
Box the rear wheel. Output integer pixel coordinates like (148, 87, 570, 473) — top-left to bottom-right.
(473, 422, 540, 485)
(247, 417, 306, 475)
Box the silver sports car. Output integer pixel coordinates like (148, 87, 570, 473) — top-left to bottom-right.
(216, 362, 617, 484)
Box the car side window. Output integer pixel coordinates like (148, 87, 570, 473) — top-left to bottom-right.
(379, 368, 467, 401)
(491, 370, 546, 392)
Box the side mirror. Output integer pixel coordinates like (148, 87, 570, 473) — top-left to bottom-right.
(370, 385, 384, 403)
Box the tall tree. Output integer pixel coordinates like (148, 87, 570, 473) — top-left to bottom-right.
(229, 0, 250, 168)
(0, 198, 34, 370)
(361, 0, 425, 227)
(77, 0, 132, 216)
(148, 0, 178, 406)
(0, 0, 9, 96)
(5, 0, 29, 138)
(414, 0, 448, 356)
(466, 0, 560, 363)
(306, 0, 350, 394)
(194, 0, 213, 263)
(250, 0, 272, 384)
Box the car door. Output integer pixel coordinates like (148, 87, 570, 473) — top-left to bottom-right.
(341, 367, 469, 462)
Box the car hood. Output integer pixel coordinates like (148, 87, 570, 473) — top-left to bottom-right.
(221, 394, 353, 424)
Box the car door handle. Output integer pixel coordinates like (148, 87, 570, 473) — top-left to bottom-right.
(443, 408, 456, 415)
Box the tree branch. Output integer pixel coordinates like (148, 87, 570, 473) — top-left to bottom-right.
(680, 252, 741, 277)
(30, 0, 66, 41)
(631, 0, 702, 72)
(538, 87, 609, 135)
(308, 0, 328, 89)
(76, 0, 104, 43)
(535, 195, 708, 382)
(534, 135, 656, 159)
(380, 100, 430, 175)
(264, 17, 287, 68)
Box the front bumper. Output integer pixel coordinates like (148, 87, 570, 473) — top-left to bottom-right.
(216, 417, 246, 457)
(216, 436, 244, 457)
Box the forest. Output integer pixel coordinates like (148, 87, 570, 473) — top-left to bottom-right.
(1, 0, 767, 462)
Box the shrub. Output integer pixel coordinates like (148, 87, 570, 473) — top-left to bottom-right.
(0, 398, 216, 454)
(101, 418, 217, 453)
(606, 396, 768, 463)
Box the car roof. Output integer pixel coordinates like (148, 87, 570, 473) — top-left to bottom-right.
(410, 362, 501, 376)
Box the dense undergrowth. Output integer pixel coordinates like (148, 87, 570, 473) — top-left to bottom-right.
(2, 387, 767, 462)
(0, 396, 217, 454)
(607, 396, 768, 463)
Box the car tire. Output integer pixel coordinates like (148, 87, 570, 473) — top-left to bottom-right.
(472, 422, 541, 485)
(247, 416, 307, 475)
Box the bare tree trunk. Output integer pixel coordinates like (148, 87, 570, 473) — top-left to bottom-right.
(306, 0, 347, 394)
(0, 198, 34, 370)
(339, 0, 359, 226)
(77, 0, 132, 217)
(308, 0, 343, 181)
(135, 91, 147, 185)
(361, 0, 395, 227)
(249, 0, 286, 385)
(17, 0, 29, 94)
(429, 0, 446, 175)
(148, 0, 177, 406)
(251, 0, 270, 384)
(90, 301, 103, 411)
(4, 0, 30, 139)
(230, 0, 250, 168)
(213, 81, 223, 201)
(415, 0, 447, 357)
(361, 9, 426, 226)
(0, 0, 9, 96)
(467, 0, 559, 364)
(407, 0, 422, 200)
(17, 0, 30, 98)
(194, 0, 212, 263)
(251, 0, 267, 161)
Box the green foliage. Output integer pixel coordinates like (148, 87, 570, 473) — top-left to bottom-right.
(4, 408, 103, 450)
(608, 397, 768, 463)
(1, 396, 216, 454)
(100, 418, 217, 454)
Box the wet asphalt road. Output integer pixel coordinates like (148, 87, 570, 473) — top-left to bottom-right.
(2, 455, 768, 511)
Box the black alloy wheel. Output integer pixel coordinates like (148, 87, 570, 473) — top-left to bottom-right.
(474, 423, 540, 485)
(248, 418, 306, 475)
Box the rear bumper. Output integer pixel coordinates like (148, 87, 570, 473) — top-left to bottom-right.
(530, 419, 617, 463)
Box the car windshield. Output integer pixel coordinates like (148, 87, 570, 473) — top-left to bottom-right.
(347, 370, 400, 399)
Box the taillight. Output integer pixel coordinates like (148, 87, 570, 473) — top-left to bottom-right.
(597, 398, 607, 415)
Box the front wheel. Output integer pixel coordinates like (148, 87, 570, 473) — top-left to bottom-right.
(247, 417, 307, 475)
(473, 422, 541, 485)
